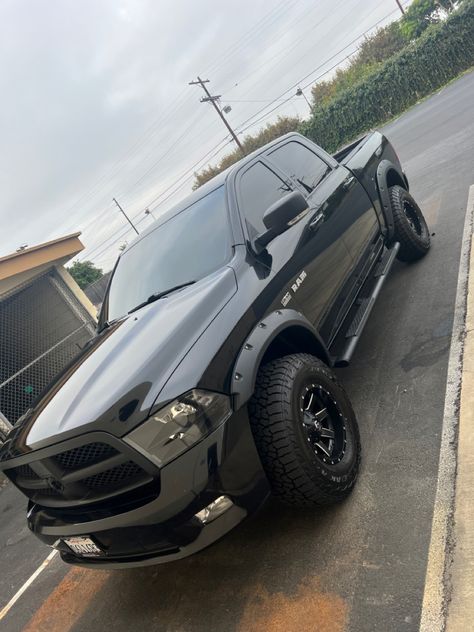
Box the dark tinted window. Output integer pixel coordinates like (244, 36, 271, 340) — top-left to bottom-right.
(104, 186, 230, 320)
(239, 161, 291, 237)
(268, 141, 329, 194)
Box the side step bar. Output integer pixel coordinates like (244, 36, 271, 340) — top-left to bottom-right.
(335, 242, 400, 367)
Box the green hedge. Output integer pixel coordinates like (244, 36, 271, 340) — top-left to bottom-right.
(299, 1, 474, 152)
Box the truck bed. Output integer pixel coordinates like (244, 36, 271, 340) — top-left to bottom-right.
(332, 134, 369, 164)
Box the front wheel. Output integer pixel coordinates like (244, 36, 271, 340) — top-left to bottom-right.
(389, 185, 430, 262)
(249, 353, 361, 507)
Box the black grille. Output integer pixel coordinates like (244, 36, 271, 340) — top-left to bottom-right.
(83, 461, 144, 490)
(15, 464, 39, 480)
(4, 440, 154, 507)
(55, 443, 118, 470)
(36, 487, 62, 497)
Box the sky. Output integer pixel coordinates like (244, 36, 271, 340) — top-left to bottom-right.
(0, 0, 410, 271)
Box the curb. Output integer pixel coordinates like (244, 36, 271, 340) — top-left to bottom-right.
(446, 185, 474, 631)
(419, 185, 474, 631)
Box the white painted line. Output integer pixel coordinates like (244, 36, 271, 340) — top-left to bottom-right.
(419, 185, 474, 631)
(0, 549, 58, 622)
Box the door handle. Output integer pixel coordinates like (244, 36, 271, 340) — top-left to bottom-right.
(343, 175, 356, 190)
(309, 211, 324, 231)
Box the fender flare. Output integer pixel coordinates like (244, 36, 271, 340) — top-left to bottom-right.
(376, 160, 408, 242)
(231, 308, 331, 410)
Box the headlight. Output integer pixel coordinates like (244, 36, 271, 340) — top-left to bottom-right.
(124, 390, 231, 467)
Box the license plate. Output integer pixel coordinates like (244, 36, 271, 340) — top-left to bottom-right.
(63, 536, 103, 557)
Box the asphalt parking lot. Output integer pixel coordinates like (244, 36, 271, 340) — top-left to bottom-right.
(1, 70, 473, 632)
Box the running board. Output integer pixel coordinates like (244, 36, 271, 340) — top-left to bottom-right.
(335, 242, 400, 367)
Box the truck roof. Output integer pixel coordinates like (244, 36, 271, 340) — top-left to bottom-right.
(127, 132, 308, 250)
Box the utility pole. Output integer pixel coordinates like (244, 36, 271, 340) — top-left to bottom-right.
(113, 197, 139, 235)
(189, 76, 244, 154)
(395, 0, 405, 14)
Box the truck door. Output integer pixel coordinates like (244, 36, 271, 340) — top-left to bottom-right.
(236, 156, 353, 343)
(265, 138, 378, 343)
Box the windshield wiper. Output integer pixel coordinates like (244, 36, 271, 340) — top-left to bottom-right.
(128, 281, 197, 314)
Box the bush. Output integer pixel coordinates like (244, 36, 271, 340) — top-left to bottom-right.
(300, 1, 474, 153)
(312, 22, 407, 109)
(193, 1, 473, 187)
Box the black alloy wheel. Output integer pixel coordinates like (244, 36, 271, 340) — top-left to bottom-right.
(249, 353, 361, 507)
(300, 383, 347, 466)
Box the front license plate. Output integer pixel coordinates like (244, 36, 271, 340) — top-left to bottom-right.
(63, 536, 103, 557)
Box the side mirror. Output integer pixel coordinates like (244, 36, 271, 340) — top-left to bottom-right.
(255, 191, 308, 252)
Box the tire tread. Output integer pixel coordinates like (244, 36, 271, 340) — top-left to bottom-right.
(249, 353, 360, 507)
(389, 185, 430, 262)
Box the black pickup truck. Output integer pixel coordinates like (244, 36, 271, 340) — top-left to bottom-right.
(0, 131, 430, 567)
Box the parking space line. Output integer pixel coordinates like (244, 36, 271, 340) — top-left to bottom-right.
(419, 185, 474, 631)
(0, 549, 58, 622)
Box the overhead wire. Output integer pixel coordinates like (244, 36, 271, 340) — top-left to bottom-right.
(219, 0, 349, 98)
(76, 136, 231, 263)
(233, 1, 409, 136)
(78, 0, 410, 265)
(65, 1, 304, 239)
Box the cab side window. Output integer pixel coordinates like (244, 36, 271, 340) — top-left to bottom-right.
(268, 141, 330, 195)
(238, 161, 291, 238)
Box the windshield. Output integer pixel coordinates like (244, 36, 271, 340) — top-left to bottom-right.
(102, 186, 231, 321)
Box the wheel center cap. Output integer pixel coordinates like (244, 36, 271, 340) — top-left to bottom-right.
(304, 411, 322, 434)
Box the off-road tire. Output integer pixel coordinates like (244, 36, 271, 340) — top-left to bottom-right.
(249, 353, 361, 507)
(389, 185, 430, 262)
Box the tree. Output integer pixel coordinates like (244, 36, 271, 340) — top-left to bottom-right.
(357, 22, 407, 66)
(68, 260, 103, 289)
(400, 0, 454, 39)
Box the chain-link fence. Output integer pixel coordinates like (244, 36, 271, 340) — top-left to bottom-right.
(0, 269, 96, 426)
(0, 412, 11, 442)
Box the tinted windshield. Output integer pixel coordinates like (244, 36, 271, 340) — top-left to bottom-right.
(103, 186, 231, 321)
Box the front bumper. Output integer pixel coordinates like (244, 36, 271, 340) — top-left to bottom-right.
(26, 407, 270, 568)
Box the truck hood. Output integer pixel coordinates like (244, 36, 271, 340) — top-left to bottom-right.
(7, 267, 237, 453)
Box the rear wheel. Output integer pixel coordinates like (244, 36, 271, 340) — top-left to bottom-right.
(389, 185, 430, 262)
(249, 353, 361, 507)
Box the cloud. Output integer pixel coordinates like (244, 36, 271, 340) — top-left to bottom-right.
(0, 0, 406, 268)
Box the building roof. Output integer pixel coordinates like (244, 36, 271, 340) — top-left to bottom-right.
(0, 233, 84, 296)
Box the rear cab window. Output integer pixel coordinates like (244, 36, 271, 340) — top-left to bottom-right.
(267, 140, 331, 196)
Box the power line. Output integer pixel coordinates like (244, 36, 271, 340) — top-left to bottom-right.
(78, 1, 410, 266)
(78, 137, 231, 264)
(76, 112, 217, 238)
(233, 1, 409, 136)
(58, 88, 196, 232)
(78, 134, 231, 263)
(140, 136, 230, 212)
(219, 0, 348, 98)
(203, 0, 300, 78)
(62, 1, 303, 236)
(111, 109, 206, 205)
(237, 49, 359, 137)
